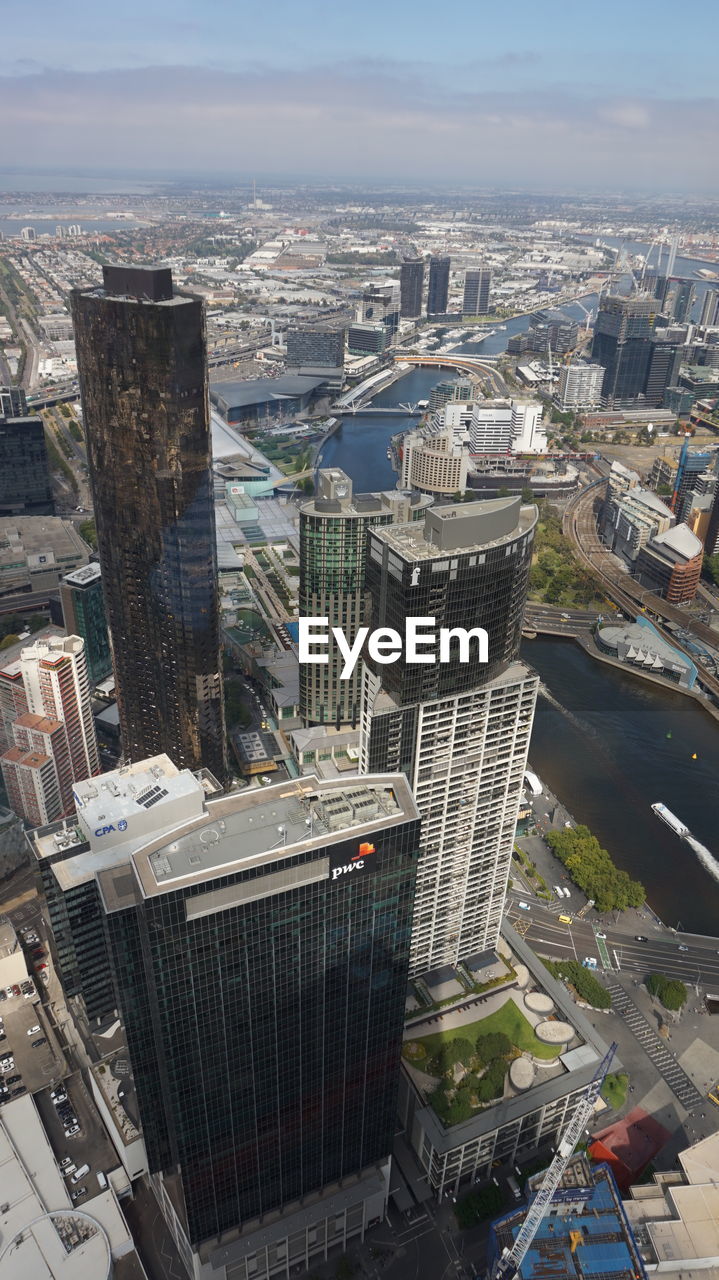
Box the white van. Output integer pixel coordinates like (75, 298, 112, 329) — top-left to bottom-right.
(71, 1164, 89, 1184)
(62, 1164, 76, 1177)
(96, 1171, 107, 1190)
(553, 885, 563, 898)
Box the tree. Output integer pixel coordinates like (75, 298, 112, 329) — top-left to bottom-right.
(521, 486, 534, 503)
(0, 634, 19, 650)
(647, 973, 687, 1010)
(497, 486, 511, 497)
(475, 1032, 511, 1065)
(28, 615, 47, 633)
(432, 1038, 473, 1076)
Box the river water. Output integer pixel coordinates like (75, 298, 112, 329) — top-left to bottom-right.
(524, 638, 719, 936)
(319, 318, 719, 933)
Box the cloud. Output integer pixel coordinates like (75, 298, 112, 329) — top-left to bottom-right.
(1, 64, 717, 191)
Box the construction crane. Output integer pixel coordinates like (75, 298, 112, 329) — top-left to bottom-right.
(489, 1041, 617, 1280)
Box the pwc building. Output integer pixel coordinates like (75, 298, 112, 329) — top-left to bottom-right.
(29, 756, 419, 1280)
(360, 498, 539, 975)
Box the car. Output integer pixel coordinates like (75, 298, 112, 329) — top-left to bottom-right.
(31, 949, 45, 959)
(27, 1025, 41, 1035)
(678, 944, 689, 952)
(71, 1187, 87, 1200)
(11, 986, 20, 998)
(60, 1157, 73, 1168)
(4, 988, 13, 999)
(0, 1034, 6, 1044)
(596, 932, 607, 939)
(53, 1092, 68, 1105)
(11, 1086, 26, 1096)
(635, 935, 648, 943)
(6, 1075, 21, 1085)
(64, 1125, 80, 1136)
(517, 901, 531, 911)
(0, 990, 6, 1002)
(31, 1037, 47, 1047)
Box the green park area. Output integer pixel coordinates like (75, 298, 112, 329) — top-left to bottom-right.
(403, 1000, 562, 1128)
(544, 825, 645, 913)
(528, 505, 605, 609)
(600, 1072, 629, 1110)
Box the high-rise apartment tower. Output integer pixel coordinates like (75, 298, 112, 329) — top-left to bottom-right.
(71, 265, 226, 780)
(299, 469, 432, 726)
(427, 256, 450, 317)
(360, 498, 539, 975)
(400, 257, 424, 319)
(463, 269, 492, 317)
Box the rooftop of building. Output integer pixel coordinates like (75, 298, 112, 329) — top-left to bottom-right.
(62, 563, 102, 587)
(403, 920, 610, 1150)
(1, 745, 51, 769)
(598, 620, 693, 677)
(301, 468, 432, 519)
(615, 486, 673, 517)
(0, 517, 89, 568)
(649, 522, 703, 560)
(0, 1094, 144, 1280)
(0, 625, 65, 673)
(491, 1157, 646, 1280)
(371, 497, 536, 559)
(211, 374, 327, 408)
(14, 712, 65, 735)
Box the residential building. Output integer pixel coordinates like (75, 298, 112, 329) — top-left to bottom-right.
(360, 498, 539, 974)
(398, 423, 470, 496)
(285, 327, 345, 376)
(0, 516, 89, 601)
(662, 278, 695, 324)
(71, 265, 226, 781)
(1, 713, 72, 823)
(676, 466, 718, 524)
(0, 415, 54, 517)
(0, 386, 27, 417)
(20, 226, 36, 241)
(600, 486, 674, 564)
(299, 469, 431, 726)
(59, 563, 112, 685)
(463, 268, 491, 317)
(591, 293, 658, 405)
(346, 322, 387, 356)
(400, 257, 424, 319)
(32, 763, 421, 1279)
(700, 287, 719, 329)
(557, 362, 604, 410)
(635, 523, 703, 602)
(427, 256, 450, 317)
(0, 625, 65, 751)
(19, 634, 99, 782)
(489, 1152, 647, 1280)
(508, 312, 579, 357)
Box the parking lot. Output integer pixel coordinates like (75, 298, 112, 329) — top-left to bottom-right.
(0, 979, 65, 1098)
(34, 1069, 118, 1207)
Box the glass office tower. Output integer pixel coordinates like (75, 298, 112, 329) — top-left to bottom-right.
(427, 256, 450, 317)
(71, 265, 226, 780)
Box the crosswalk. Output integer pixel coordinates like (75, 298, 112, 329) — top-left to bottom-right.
(606, 982, 704, 1112)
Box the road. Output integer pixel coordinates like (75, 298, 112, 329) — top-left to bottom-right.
(523, 603, 596, 637)
(505, 896, 719, 985)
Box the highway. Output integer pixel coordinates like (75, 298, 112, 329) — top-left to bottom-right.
(505, 896, 719, 986)
(523, 603, 596, 636)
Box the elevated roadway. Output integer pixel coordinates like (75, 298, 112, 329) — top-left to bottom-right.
(394, 353, 508, 396)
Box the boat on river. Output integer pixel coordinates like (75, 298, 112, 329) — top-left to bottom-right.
(651, 802, 690, 838)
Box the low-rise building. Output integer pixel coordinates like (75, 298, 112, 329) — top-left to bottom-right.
(635, 523, 703, 603)
(623, 1131, 719, 1276)
(0, 516, 89, 600)
(398, 922, 611, 1199)
(596, 619, 696, 687)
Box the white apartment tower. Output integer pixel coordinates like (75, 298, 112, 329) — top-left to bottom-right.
(557, 363, 604, 411)
(359, 498, 539, 974)
(18, 635, 99, 781)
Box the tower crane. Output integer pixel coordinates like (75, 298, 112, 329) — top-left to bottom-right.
(489, 1041, 617, 1280)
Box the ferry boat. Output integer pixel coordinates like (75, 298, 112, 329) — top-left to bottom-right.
(651, 802, 689, 838)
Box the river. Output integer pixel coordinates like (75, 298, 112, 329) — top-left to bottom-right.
(523, 637, 719, 937)
(317, 297, 598, 488)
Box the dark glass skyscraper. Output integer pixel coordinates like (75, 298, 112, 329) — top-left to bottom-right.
(463, 268, 491, 316)
(0, 413, 54, 517)
(427, 256, 450, 317)
(591, 293, 657, 406)
(400, 257, 424, 318)
(59, 564, 112, 685)
(71, 265, 226, 780)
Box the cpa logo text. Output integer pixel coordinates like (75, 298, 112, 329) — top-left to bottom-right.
(95, 819, 128, 837)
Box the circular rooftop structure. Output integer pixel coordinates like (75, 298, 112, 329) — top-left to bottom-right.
(0, 1209, 112, 1280)
(536, 1019, 573, 1045)
(524, 992, 555, 1015)
(514, 963, 530, 989)
(509, 1057, 536, 1091)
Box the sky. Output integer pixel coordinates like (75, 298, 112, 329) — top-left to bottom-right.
(1, 0, 718, 191)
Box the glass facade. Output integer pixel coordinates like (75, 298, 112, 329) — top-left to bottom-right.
(0, 415, 54, 517)
(427, 257, 450, 317)
(60, 568, 112, 685)
(71, 267, 226, 780)
(591, 294, 657, 405)
(102, 814, 419, 1248)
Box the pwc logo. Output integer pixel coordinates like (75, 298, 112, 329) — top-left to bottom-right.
(330, 840, 377, 882)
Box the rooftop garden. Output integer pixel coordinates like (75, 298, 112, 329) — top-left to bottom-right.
(403, 1000, 564, 1128)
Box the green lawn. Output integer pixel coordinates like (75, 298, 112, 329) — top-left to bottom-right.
(404, 1000, 562, 1064)
(600, 1072, 629, 1110)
